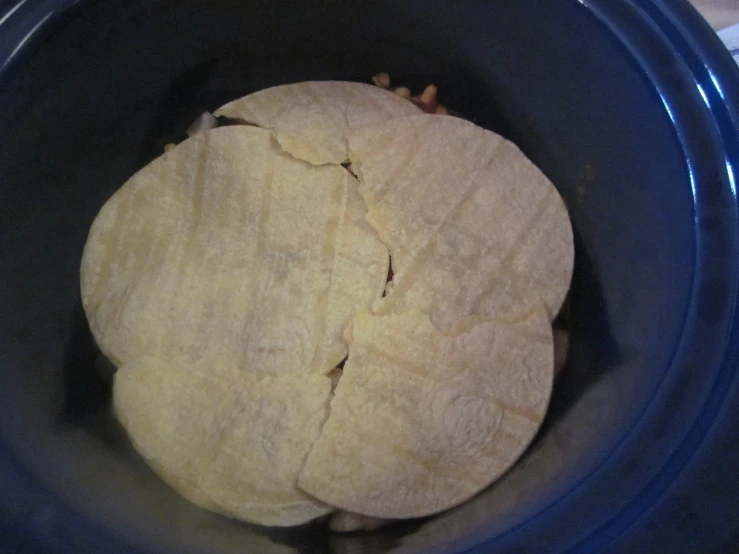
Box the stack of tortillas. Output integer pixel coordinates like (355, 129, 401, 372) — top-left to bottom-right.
(80, 81, 573, 528)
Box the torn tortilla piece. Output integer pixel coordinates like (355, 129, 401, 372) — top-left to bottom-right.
(214, 81, 421, 165)
(348, 114, 574, 327)
(298, 308, 554, 519)
(113, 356, 333, 526)
(81, 126, 387, 375)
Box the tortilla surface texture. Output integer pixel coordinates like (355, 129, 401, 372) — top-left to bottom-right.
(215, 81, 422, 165)
(81, 126, 388, 374)
(114, 356, 333, 526)
(348, 114, 574, 327)
(298, 308, 554, 519)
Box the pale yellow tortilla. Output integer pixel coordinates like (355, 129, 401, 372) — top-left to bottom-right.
(214, 81, 422, 165)
(113, 356, 333, 526)
(87, 90, 568, 527)
(298, 308, 554, 519)
(348, 114, 574, 328)
(81, 126, 388, 374)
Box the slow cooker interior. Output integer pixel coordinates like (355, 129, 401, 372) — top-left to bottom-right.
(0, 0, 696, 552)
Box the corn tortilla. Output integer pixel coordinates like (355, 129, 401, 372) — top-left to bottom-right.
(298, 308, 553, 519)
(348, 114, 574, 327)
(82, 84, 572, 528)
(114, 356, 333, 526)
(81, 126, 388, 374)
(214, 81, 422, 165)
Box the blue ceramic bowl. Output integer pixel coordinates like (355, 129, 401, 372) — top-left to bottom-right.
(1, 0, 738, 552)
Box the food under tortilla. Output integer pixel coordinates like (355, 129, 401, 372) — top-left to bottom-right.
(80, 78, 574, 529)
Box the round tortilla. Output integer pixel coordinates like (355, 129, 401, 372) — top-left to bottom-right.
(81, 126, 388, 374)
(347, 114, 574, 327)
(298, 308, 554, 519)
(214, 81, 422, 165)
(114, 356, 333, 526)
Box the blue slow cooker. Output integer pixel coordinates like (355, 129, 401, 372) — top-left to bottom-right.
(1, 0, 738, 552)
